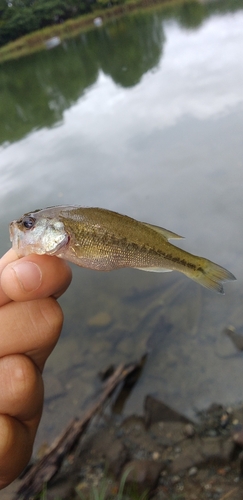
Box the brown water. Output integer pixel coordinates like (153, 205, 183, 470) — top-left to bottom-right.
(0, 0, 243, 453)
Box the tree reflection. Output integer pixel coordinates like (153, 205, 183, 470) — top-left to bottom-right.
(0, 40, 98, 145)
(95, 13, 164, 87)
(177, 1, 205, 30)
(0, 9, 165, 146)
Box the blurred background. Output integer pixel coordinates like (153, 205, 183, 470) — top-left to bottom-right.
(0, 0, 243, 451)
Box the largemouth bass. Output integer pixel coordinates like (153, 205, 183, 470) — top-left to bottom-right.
(9, 206, 236, 293)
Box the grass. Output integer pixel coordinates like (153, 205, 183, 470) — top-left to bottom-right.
(76, 467, 147, 500)
(34, 483, 54, 500)
(34, 467, 149, 500)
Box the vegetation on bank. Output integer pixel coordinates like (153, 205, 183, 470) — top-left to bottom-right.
(0, 0, 183, 62)
(0, 0, 243, 63)
(0, 0, 124, 47)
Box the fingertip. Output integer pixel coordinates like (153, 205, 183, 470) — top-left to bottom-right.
(0, 354, 44, 421)
(8, 261, 42, 293)
(0, 255, 72, 303)
(0, 261, 42, 304)
(0, 297, 64, 371)
(0, 415, 32, 489)
(25, 297, 64, 371)
(41, 297, 64, 345)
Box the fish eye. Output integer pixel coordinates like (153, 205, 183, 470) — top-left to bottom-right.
(22, 216, 36, 230)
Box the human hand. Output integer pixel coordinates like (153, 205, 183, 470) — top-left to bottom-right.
(0, 249, 72, 489)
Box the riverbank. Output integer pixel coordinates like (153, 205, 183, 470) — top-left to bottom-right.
(0, 0, 193, 64)
(3, 395, 243, 500)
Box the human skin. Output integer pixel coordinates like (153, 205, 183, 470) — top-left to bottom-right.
(0, 249, 72, 489)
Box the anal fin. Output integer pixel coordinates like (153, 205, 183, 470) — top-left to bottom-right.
(136, 267, 172, 273)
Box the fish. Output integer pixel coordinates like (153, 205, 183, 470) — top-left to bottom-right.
(9, 206, 236, 293)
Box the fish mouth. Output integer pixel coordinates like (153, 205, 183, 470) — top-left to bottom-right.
(9, 221, 16, 242)
(9, 221, 23, 254)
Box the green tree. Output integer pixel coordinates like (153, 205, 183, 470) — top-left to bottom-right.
(0, 0, 11, 20)
(0, 0, 7, 15)
(0, 0, 94, 46)
(0, 8, 40, 43)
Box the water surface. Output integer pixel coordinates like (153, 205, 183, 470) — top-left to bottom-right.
(0, 0, 243, 449)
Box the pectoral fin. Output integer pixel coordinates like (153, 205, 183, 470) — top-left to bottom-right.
(142, 222, 184, 240)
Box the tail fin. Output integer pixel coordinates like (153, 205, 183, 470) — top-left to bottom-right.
(192, 260, 236, 294)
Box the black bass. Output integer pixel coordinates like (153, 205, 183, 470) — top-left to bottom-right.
(9, 206, 236, 293)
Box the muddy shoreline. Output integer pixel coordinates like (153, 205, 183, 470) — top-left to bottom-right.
(4, 393, 243, 500)
(40, 398, 243, 500)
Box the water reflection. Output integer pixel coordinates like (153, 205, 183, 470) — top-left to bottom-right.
(1, 0, 243, 146)
(0, 40, 98, 145)
(95, 14, 163, 87)
(0, 10, 164, 146)
(0, 0, 243, 450)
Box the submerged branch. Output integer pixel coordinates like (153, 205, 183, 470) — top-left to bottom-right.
(16, 357, 145, 500)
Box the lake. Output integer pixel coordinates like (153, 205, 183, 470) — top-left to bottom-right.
(0, 0, 243, 451)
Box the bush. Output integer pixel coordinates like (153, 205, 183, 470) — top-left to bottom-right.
(0, 0, 124, 47)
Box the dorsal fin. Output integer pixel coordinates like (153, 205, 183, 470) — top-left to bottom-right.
(142, 222, 184, 240)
